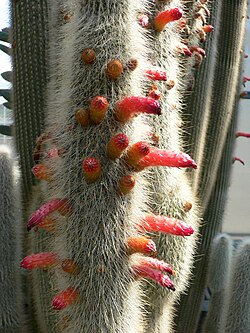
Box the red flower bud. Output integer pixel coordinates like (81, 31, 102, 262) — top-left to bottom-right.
(115, 96, 161, 123)
(107, 133, 129, 160)
(21, 253, 58, 270)
(154, 8, 183, 32)
(32, 164, 51, 181)
(138, 14, 150, 28)
(52, 288, 79, 310)
(235, 131, 250, 138)
(89, 96, 109, 124)
(106, 60, 123, 80)
(82, 157, 101, 183)
(202, 25, 214, 33)
(62, 259, 80, 275)
(145, 68, 167, 81)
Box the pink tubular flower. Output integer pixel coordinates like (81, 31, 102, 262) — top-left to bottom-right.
(127, 236, 157, 254)
(52, 288, 79, 310)
(21, 252, 58, 270)
(189, 46, 206, 57)
(243, 76, 250, 85)
(145, 68, 167, 81)
(235, 131, 250, 138)
(137, 256, 174, 275)
(135, 148, 197, 170)
(232, 157, 245, 165)
(154, 8, 183, 32)
(27, 198, 70, 231)
(202, 25, 214, 33)
(115, 96, 161, 123)
(138, 214, 194, 236)
(132, 264, 175, 290)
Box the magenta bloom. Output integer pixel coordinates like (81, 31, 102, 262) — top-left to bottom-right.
(132, 264, 175, 290)
(27, 198, 70, 231)
(137, 256, 174, 275)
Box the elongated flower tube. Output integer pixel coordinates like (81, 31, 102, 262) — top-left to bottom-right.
(52, 288, 79, 310)
(190, 46, 206, 57)
(232, 157, 245, 165)
(118, 175, 136, 195)
(21, 252, 58, 270)
(127, 236, 157, 254)
(89, 96, 109, 124)
(137, 256, 174, 275)
(135, 148, 197, 170)
(124, 141, 150, 168)
(114, 96, 161, 123)
(138, 214, 194, 236)
(235, 131, 250, 138)
(27, 198, 70, 231)
(82, 157, 102, 184)
(107, 133, 129, 160)
(145, 68, 167, 81)
(32, 164, 51, 181)
(131, 265, 175, 290)
(154, 8, 183, 32)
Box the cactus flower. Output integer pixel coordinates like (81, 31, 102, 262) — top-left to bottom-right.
(235, 131, 250, 138)
(148, 85, 161, 100)
(124, 141, 150, 168)
(89, 96, 109, 124)
(154, 8, 183, 32)
(52, 288, 79, 310)
(189, 46, 206, 57)
(75, 108, 90, 126)
(118, 175, 136, 195)
(202, 25, 214, 33)
(38, 217, 56, 232)
(27, 199, 70, 231)
(138, 214, 194, 236)
(21, 252, 58, 270)
(135, 148, 197, 170)
(145, 68, 167, 81)
(232, 157, 245, 165)
(115, 96, 161, 123)
(81, 48, 96, 64)
(107, 133, 129, 160)
(132, 264, 175, 290)
(82, 157, 101, 184)
(127, 236, 157, 254)
(138, 14, 150, 29)
(243, 76, 250, 85)
(137, 256, 174, 275)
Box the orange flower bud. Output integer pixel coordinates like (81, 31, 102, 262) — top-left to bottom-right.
(106, 60, 123, 80)
(82, 157, 101, 184)
(202, 25, 214, 33)
(124, 141, 150, 168)
(107, 133, 129, 160)
(89, 96, 109, 124)
(32, 164, 51, 181)
(75, 108, 90, 126)
(62, 259, 80, 275)
(118, 175, 136, 195)
(127, 236, 157, 254)
(126, 59, 138, 71)
(81, 48, 96, 64)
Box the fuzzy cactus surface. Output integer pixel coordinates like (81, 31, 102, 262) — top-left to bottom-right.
(0, 145, 23, 332)
(7, 0, 248, 332)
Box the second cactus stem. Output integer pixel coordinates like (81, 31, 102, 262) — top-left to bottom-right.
(22, 1, 200, 332)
